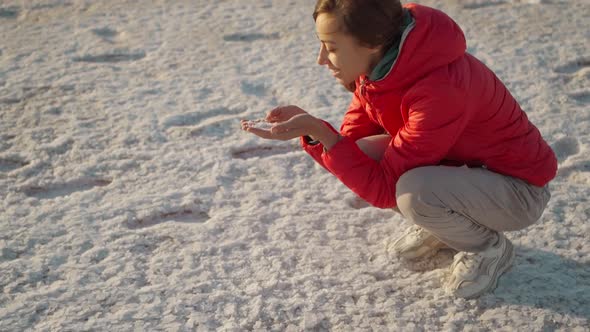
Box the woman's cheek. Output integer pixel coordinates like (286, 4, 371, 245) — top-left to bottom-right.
(328, 54, 339, 68)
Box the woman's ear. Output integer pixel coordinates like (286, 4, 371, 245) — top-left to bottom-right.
(369, 45, 383, 55)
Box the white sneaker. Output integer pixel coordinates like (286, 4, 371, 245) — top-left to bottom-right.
(444, 234, 515, 299)
(387, 225, 449, 260)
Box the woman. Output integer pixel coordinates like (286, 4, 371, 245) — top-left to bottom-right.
(241, 0, 556, 299)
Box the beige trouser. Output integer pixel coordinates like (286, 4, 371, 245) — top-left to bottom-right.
(394, 166, 551, 252)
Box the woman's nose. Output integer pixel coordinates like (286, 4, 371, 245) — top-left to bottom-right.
(317, 45, 328, 66)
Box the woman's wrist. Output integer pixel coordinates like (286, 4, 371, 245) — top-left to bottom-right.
(310, 119, 341, 150)
(303, 135, 320, 145)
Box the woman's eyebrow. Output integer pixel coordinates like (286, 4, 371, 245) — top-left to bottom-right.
(315, 34, 336, 44)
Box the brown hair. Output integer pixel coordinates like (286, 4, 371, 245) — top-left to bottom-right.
(313, 0, 403, 51)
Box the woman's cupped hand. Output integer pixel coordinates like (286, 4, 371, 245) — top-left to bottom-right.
(241, 105, 321, 141)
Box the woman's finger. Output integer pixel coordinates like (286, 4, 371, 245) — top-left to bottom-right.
(245, 126, 273, 139)
(266, 107, 283, 122)
(244, 122, 305, 141)
(240, 119, 250, 129)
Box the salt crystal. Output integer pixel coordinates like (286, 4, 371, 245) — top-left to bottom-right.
(246, 119, 274, 130)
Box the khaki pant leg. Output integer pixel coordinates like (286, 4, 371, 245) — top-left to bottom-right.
(395, 166, 551, 252)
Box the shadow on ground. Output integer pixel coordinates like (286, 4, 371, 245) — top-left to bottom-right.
(481, 246, 589, 320)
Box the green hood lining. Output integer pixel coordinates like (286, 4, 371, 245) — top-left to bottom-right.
(369, 9, 415, 81)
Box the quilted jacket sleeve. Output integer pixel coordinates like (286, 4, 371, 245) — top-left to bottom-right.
(320, 85, 469, 208)
(301, 88, 384, 169)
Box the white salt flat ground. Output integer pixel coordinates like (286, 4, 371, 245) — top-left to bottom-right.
(0, 0, 589, 330)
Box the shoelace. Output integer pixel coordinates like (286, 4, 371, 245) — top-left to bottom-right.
(453, 251, 484, 273)
(409, 225, 429, 241)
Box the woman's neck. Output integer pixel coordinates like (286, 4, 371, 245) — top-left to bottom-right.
(366, 48, 387, 78)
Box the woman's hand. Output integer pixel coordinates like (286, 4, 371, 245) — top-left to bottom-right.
(241, 113, 320, 141)
(265, 105, 307, 123)
(241, 105, 310, 140)
(241, 108, 341, 150)
(269, 113, 322, 140)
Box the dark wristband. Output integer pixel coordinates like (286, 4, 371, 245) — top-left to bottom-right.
(303, 135, 320, 145)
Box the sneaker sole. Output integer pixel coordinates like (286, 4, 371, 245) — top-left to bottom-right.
(462, 239, 515, 299)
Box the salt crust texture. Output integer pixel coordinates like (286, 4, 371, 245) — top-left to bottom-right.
(0, 0, 589, 330)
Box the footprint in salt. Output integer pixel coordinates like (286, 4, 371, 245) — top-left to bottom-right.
(0, 157, 29, 173)
(567, 90, 590, 106)
(553, 58, 590, 75)
(552, 136, 580, 162)
(23, 178, 112, 200)
(223, 32, 280, 43)
(0, 7, 19, 19)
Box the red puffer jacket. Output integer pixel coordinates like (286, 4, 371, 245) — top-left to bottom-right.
(301, 3, 557, 209)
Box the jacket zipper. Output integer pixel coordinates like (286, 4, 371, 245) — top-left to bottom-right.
(360, 78, 367, 95)
(359, 18, 416, 97)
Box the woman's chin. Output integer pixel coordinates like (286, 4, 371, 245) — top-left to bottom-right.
(337, 79, 356, 92)
(334, 76, 348, 85)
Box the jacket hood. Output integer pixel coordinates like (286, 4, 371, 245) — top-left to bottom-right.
(365, 3, 467, 92)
